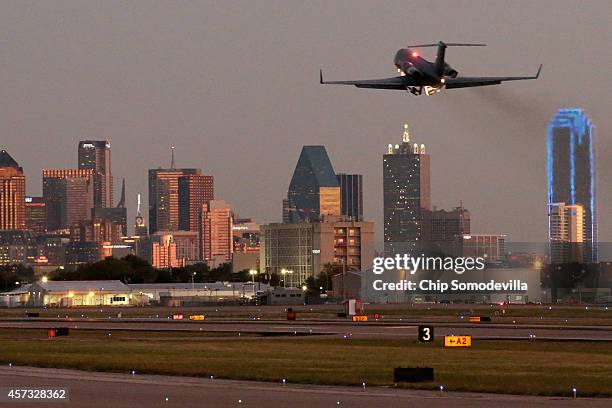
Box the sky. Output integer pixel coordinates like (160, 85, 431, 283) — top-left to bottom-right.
(1, 0, 611, 243)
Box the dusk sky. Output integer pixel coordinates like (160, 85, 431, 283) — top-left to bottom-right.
(1, 0, 610, 242)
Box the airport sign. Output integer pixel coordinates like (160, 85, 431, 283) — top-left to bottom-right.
(444, 335, 472, 347)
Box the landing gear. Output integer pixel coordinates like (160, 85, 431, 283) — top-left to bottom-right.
(407, 86, 422, 96)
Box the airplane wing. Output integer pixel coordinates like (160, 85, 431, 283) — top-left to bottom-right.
(320, 69, 417, 90)
(445, 65, 542, 89)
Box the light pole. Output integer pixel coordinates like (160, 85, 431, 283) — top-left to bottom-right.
(191, 272, 196, 290)
(249, 269, 258, 297)
(281, 269, 287, 288)
(287, 270, 294, 288)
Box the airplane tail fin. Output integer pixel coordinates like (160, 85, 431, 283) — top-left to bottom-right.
(407, 42, 486, 77)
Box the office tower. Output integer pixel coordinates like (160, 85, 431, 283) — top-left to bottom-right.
(282, 198, 290, 223)
(200, 200, 233, 264)
(0, 230, 38, 265)
(260, 217, 374, 285)
(383, 124, 431, 255)
(65, 242, 102, 269)
(152, 230, 200, 263)
(25, 197, 47, 234)
(70, 218, 123, 244)
(336, 173, 363, 221)
(548, 109, 597, 263)
(422, 205, 470, 256)
(0, 150, 26, 230)
(287, 146, 341, 222)
(150, 234, 180, 269)
(462, 234, 506, 264)
(78, 140, 113, 208)
(178, 174, 214, 231)
(548, 203, 585, 263)
(42, 169, 94, 230)
(148, 162, 199, 234)
(134, 193, 148, 237)
(92, 179, 128, 236)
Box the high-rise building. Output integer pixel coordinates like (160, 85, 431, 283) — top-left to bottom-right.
(148, 167, 200, 234)
(150, 234, 180, 269)
(337, 173, 363, 221)
(200, 200, 233, 264)
(282, 198, 290, 223)
(547, 109, 597, 263)
(78, 140, 113, 208)
(70, 218, 123, 244)
(260, 217, 374, 285)
(92, 179, 127, 236)
(548, 202, 585, 264)
(422, 205, 470, 256)
(25, 197, 47, 234)
(178, 174, 214, 231)
(0, 230, 37, 265)
(153, 230, 200, 263)
(383, 124, 431, 256)
(286, 146, 341, 223)
(462, 234, 506, 264)
(42, 169, 94, 230)
(0, 150, 26, 230)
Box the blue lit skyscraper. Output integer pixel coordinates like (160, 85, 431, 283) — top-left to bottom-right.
(547, 108, 597, 263)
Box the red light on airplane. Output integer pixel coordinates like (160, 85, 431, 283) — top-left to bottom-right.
(411, 51, 419, 57)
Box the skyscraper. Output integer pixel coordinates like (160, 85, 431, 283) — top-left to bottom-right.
(148, 167, 199, 234)
(547, 109, 597, 263)
(92, 178, 128, 236)
(200, 200, 233, 264)
(336, 173, 363, 221)
(548, 202, 585, 264)
(422, 205, 470, 256)
(78, 140, 113, 208)
(178, 174, 214, 231)
(383, 124, 431, 255)
(287, 146, 340, 222)
(25, 197, 47, 234)
(42, 169, 95, 230)
(0, 150, 26, 230)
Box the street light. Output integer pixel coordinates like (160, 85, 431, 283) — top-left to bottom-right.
(249, 270, 258, 297)
(191, 272, 196, 290)
(287, 270, 294, 288)
(281, 269, 287, 288)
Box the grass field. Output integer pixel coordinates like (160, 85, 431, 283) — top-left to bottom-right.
(1, 328, 611, 397)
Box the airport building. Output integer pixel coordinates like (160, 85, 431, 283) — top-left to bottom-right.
(1, 280, 270, 307)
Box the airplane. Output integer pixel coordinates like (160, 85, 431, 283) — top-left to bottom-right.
(320, 41, 541, 96)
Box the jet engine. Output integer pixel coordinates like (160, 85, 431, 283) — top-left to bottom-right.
(443, 64, 458, 78)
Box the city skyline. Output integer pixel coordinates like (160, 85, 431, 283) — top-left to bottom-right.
(1, 1, 611, 242)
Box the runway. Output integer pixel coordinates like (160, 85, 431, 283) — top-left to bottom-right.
(1, 366, 609, 408)
(1, 318, 612, 341)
